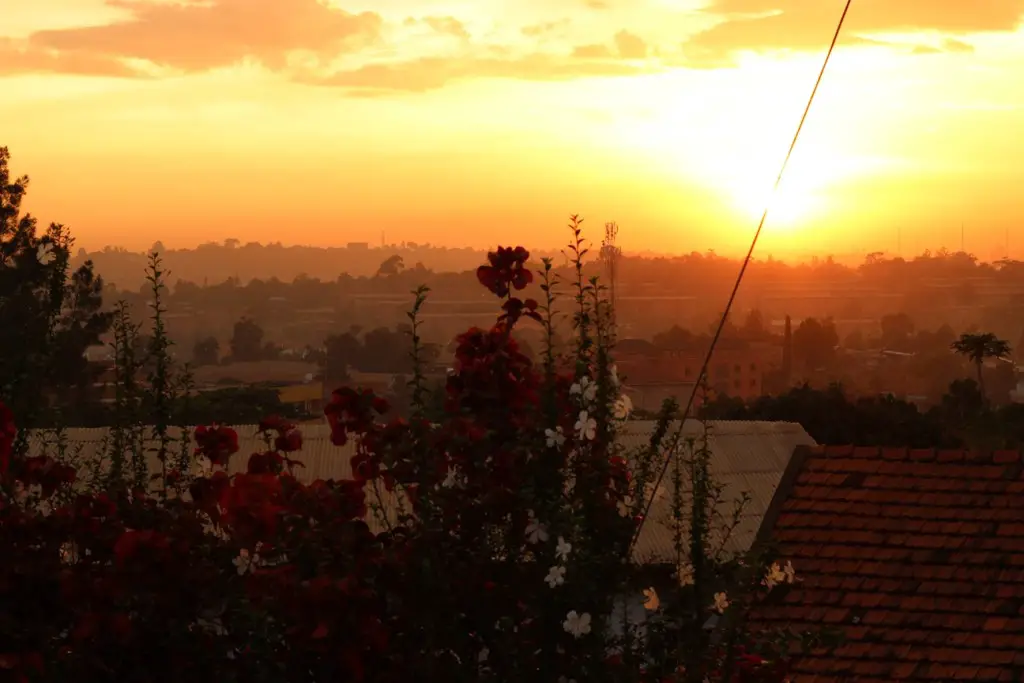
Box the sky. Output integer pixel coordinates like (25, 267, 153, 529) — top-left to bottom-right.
(2, 0, 1024, 260)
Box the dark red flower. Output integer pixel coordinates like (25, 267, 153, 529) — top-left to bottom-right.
(194, 425, 239, 466)
(248, 451, 285, 474)
(8, 455, 76, 498)
(476, 246, 533, 298)
(274, 428, 303, 453)
(0, 401, 16, 475)
(113, 529, 171, 566)
(324, 388, 388, 447)
(258, 414, 296, 434)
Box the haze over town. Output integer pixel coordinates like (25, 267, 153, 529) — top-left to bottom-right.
(4, 0, 1024, 259)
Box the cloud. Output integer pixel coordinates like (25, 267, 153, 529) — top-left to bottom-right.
(301, 53, 647, 94)
(1, 1, 658, 93)
(25, 0, 382, 73)
(0, 38, 143, 78)
(940, 38, 975, 53)
(572, 44, 613, 59)
(614, 31, 648, 59)
(686, 0, 1024, 62)
(521, 20, 571, 37)
(421, 16, 470, 40)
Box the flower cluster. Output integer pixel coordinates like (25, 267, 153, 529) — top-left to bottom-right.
(0, 238, 804, 683)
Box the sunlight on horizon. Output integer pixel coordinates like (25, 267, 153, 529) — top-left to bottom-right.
(2, 1, 1024, 256)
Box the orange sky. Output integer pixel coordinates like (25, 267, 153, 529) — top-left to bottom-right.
(2, 0, 1024, 259)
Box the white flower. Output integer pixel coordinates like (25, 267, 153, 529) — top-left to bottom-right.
(525, 510, 549, 544)
(441, 466, 463, 489)
(783, 560, 796, 584)
(570, 376, 597, 403)
(36, 242, 55, 265)
(613, 394, 633, 419)
(193, 456, 213, 477)
(233, 548, 261, 575)
(763, 562, 786, 589)
(575, 411, 596, 441)
(478, 647, 489, 663)
(643, 587, 660, 611)
(545, 565, 566, 588)
(713, 591, 729, 613)
(545, 426, 566, 448)
(563, 610, 591, 638)
(555, 536, 572, 561)
(59, 542, 80, 565)
(677, 562, 695, 586)
(37, 500, 52, 517)
(609, 364, 620, 387)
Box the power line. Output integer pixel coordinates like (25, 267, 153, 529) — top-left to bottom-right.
(628, 0, 855, 554)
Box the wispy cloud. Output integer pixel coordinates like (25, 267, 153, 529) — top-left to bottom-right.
(25, 0, 382, 73)
(685, 0, 1023, 63)
(299, 53, 647, 94)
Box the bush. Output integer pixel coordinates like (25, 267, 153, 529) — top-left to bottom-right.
(0, 220, 826, 683)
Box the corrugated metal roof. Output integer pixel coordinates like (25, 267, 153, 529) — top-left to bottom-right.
(24, 419, 815, 562)
(621, 420, 817, 563)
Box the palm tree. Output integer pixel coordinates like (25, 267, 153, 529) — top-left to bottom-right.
(950, 332, 1011, 401)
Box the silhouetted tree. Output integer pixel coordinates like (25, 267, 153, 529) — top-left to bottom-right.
(880, 312, 914, 350)
(742, 309, 767, 340)
(0, 146, 112, 436)
(192, 336, 220, 366)
(951, 332, 1010, 401)
(229, 317, 265, 362)
(791, 317, 839, 373)
(376, 254, 405, 277)
(940, 378, 986, 423)
(323, 331, 362, 383)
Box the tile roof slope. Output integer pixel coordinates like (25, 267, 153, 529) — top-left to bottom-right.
(24, 420, 816, 560)
(749, 445, 1024, 683)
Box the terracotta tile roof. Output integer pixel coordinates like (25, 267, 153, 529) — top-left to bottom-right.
(750, 445, 1024, 682)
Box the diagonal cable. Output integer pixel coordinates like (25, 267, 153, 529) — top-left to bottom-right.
(628, 0, 855, 554)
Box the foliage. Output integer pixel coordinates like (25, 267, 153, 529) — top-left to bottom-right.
(0, 220, 827, 683)
(0, 147, 113, 439)
(192, 336, 220, 366)
(950, 332, 1011, 401)
(229, 316, 268, 362)
(790, 317, 838, 373)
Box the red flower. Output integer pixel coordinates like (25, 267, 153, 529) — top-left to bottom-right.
(248, 450, 285, 474)
(275, 428, 303, 453)
(194, 425, 239, 466)
(258, 414, 296, 434)
(113, 529, 171, 566)
(8, 455, 76, 497)
(476, 246, 533, 298)
(0, 401, 16, 474)
(324, 388, 388, 447)
(188, 471, 231, 516)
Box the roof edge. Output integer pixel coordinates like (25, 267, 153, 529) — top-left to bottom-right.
(752, 443, 812, 550)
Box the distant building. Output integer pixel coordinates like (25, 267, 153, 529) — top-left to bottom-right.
(617, 346, 775, 405)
